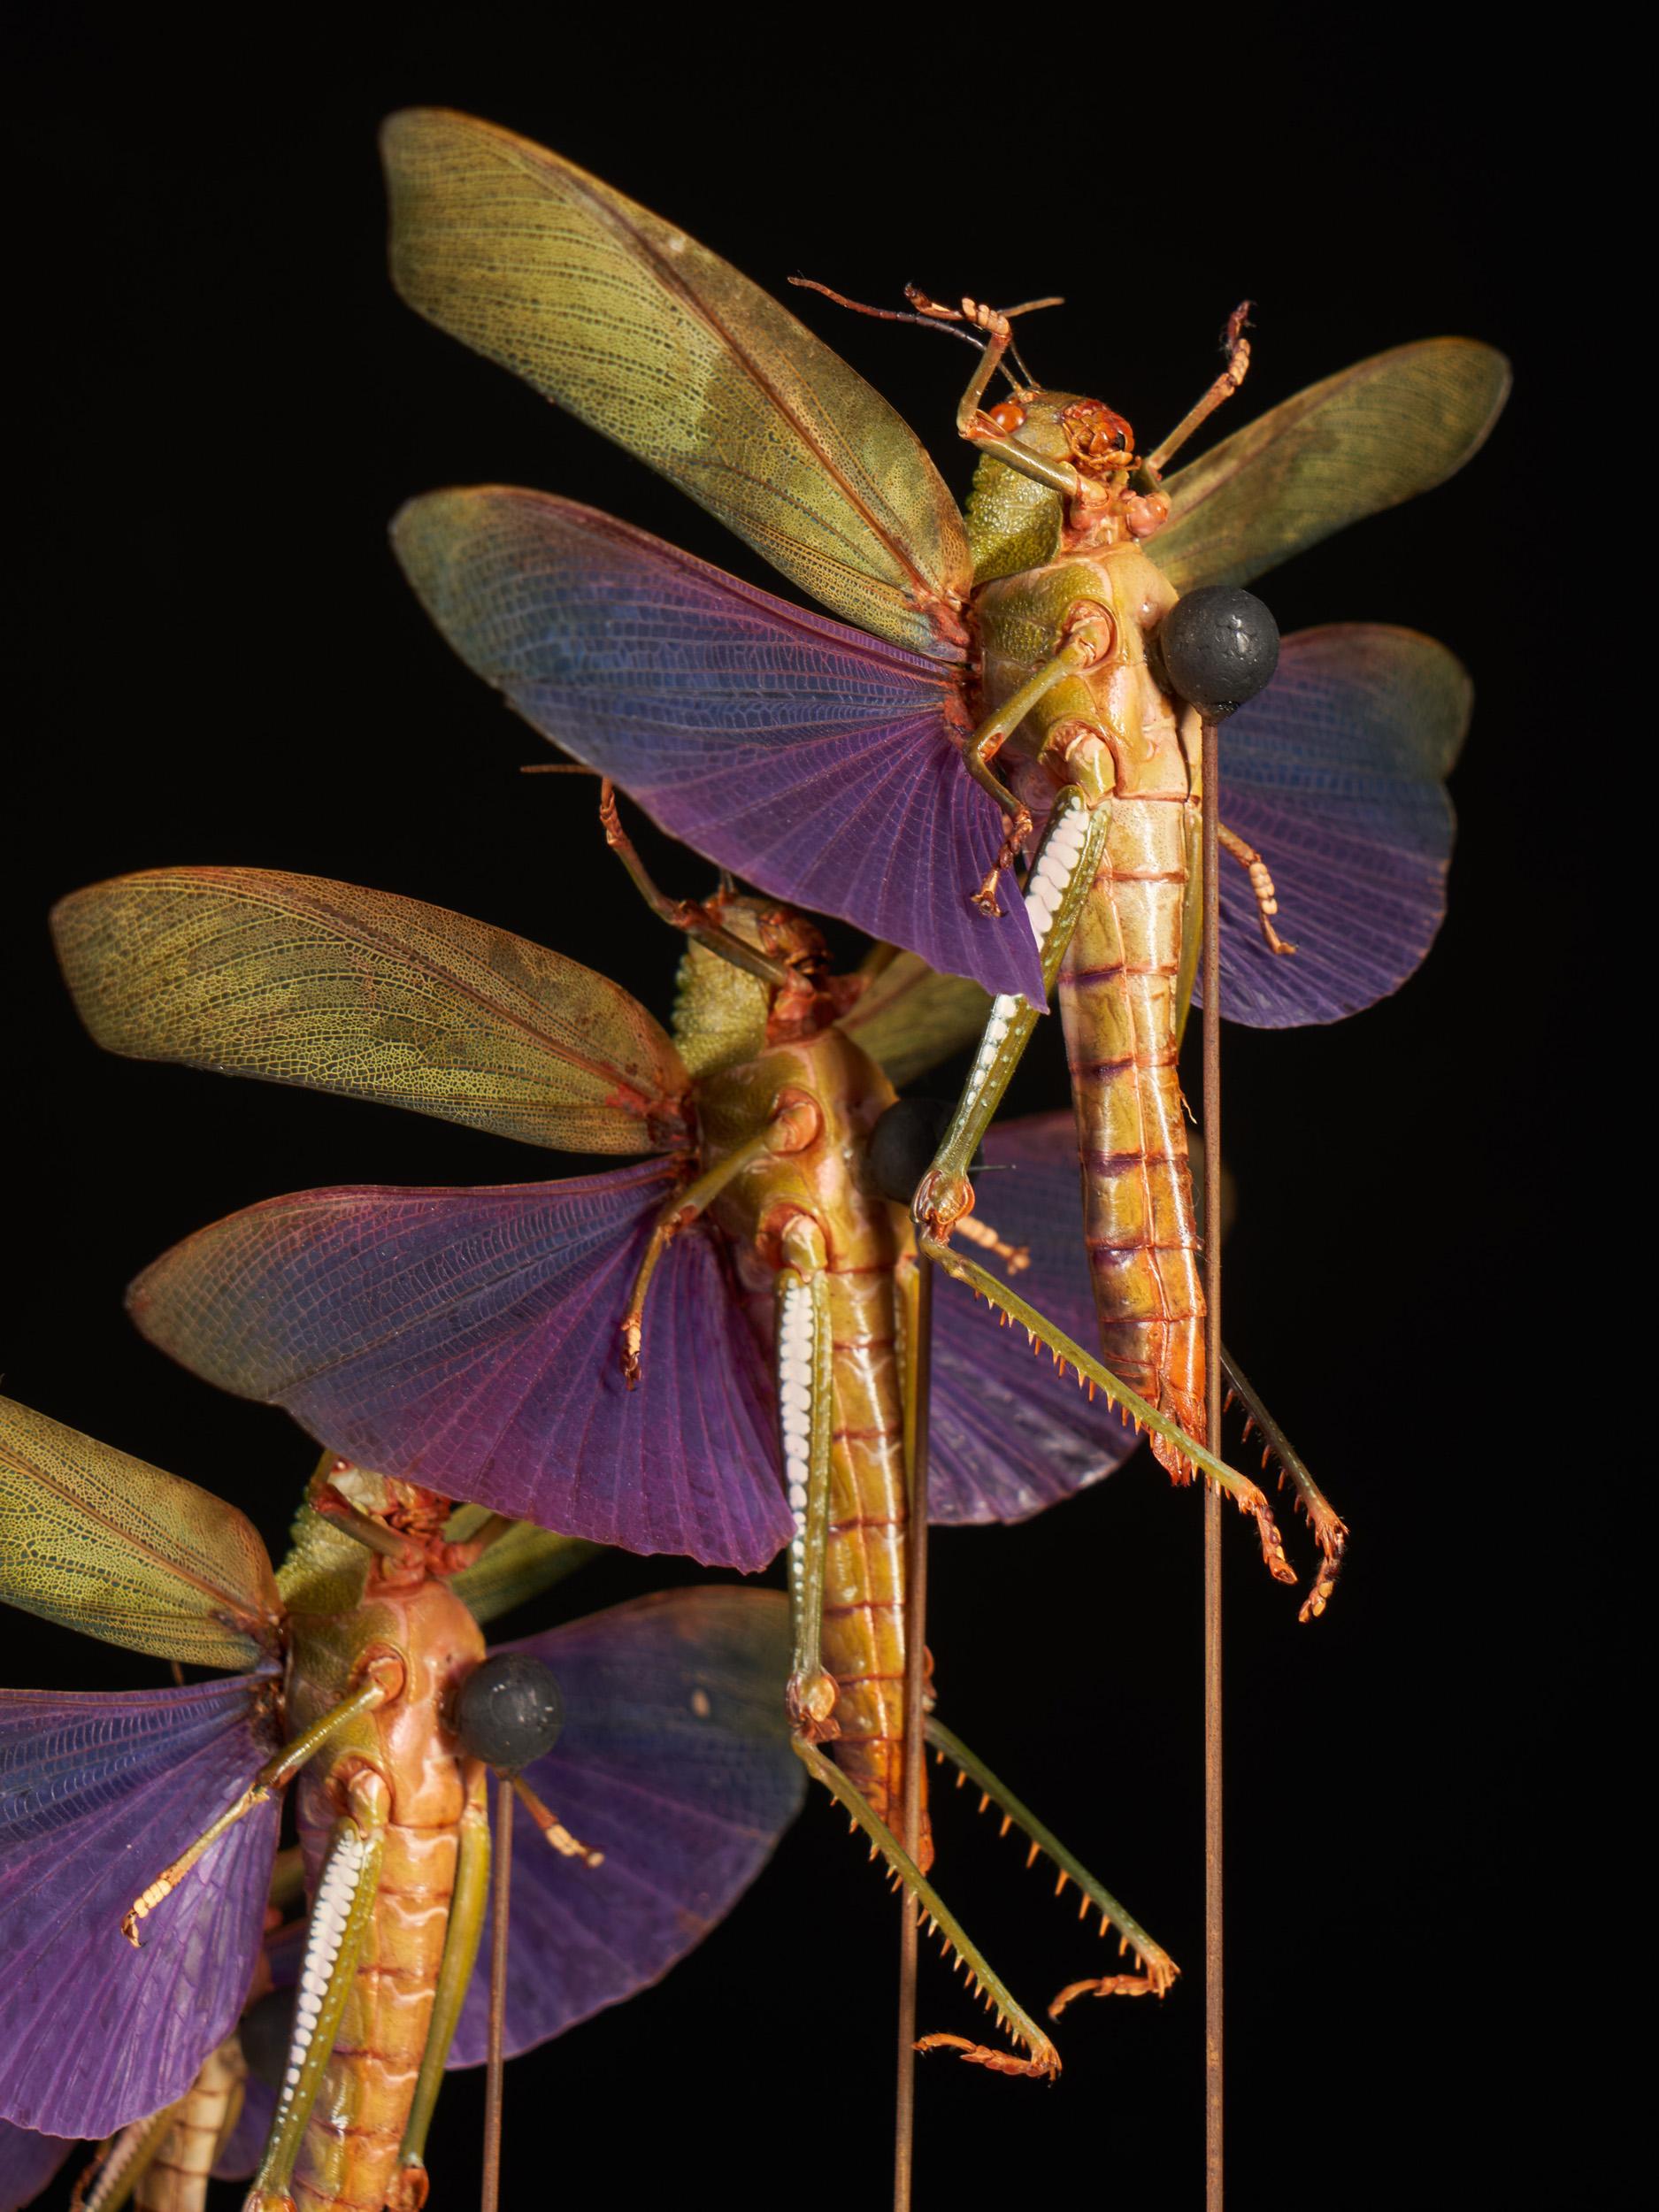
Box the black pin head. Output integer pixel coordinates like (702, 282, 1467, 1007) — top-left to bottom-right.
(1158, 587, 1280, 718)
(867, 1098, 984, 1206)
(456, 1653, 564, 1771)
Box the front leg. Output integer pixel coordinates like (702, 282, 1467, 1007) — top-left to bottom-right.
(910, 291, 1082, 500)
(619, 1116, 805, 1385)
(915, 790, 1110, 1240)
(1218, 820, 1297, 956)
(958, 618, 1110, 914)
(599, 780, 793, 987)
(1139, 301, 1254, 484)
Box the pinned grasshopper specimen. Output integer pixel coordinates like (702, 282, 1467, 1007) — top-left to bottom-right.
(380, 108, 1507, 1607)
(50, 862, 1290, 2072)
(0, 1397, 802, 2208)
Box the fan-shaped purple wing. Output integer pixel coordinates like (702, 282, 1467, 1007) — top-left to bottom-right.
(1195, 626, 1471, 1026)
(931, 1112, 1141, 1522)
(449, 1587, 801, 2065)
(0, 1677, 280, 2139)
(129, 1164, 789, 1571)
(393, 492, 1042, 1002)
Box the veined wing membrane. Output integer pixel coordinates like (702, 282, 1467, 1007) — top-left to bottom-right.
(1155, 339, 1510, 594)
(836, 948, 992, 1089)
(0, 1396, 282, 1668)
(449, 1589, 803, 2064)
(393, 492, 1041, 1001)
(380, 108, 971, 658)
(128, 1166, 790, 1572)
(1191, 625, 1471, 1026)
(0, 1675, 280, 2138)
(52, 868, 691, 1154)
(929, 1115, 1141, 1523)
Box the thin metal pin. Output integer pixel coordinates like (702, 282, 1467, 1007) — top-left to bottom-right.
(1202, 714, 1225, 2212)
(481, 1772, 513, 2212)
(894, 1255, 933, 2212)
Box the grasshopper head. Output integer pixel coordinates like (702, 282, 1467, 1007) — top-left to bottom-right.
(993, 389, 1139, 480)
(672, 892, 847, 1075)
(319, 1459, 449, 1539)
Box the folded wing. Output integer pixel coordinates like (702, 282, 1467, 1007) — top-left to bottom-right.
(835, 947, 993, 1090)
(128, 1166, 789, 1572)
(393, 491, 1041, 1001)
(448, 1588, 803, 2064)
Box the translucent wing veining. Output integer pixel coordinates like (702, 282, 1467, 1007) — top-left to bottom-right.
(1154, 338, 1510, 593)
(0, 1397, 282, 1669)
(382, 108, 970, 656)
(393, 491, 1041, 1001)
(0, 1678, 280, 2139)
(448, 1589, 803, 2064)
(128, 1168, 789, 1572)
(1194, 624, 1472, 1025)
(52, 867, 690, 1155)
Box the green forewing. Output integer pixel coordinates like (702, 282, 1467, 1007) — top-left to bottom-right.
(443, 1508, 600, 1624)
(380, 108, 971, 657)
(0, 1396, 282, 1667)
(1153, 339, 1510, 594)
(837, 948, 993, 1088)
(52, 867, 691, 1155)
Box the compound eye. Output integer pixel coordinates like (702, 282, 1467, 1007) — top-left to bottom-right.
(867, 1099, 985, 1205)
(456, 1654, 565, 1770)
(987, 398, 1027, 434)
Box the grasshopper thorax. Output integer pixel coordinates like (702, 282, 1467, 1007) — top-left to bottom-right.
(968, 388, 1164, 581)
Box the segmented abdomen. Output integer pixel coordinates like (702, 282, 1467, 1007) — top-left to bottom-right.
(290, 1794, 462, 2211)
(134, 2037, 245, 2211)
(818, 1261, 931, 1867)
(1059, 795, 1205, 1464)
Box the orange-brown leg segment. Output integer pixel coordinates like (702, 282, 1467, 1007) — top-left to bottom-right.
(1221, 1348, 1348, 1622)
(1141, 303, 1254, 482)
(1217, 822, 1297, 956)
(598, 780, 793, 987)
(794, 1740, 1060, 2080)
(922, 1719, 1178, 2010)
(121, 1671, 396, 1946)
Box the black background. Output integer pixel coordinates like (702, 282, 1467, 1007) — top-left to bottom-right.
(3, 14, 1629, 2211)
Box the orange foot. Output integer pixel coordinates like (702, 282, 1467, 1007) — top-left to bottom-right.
(1048, 1973, 1163, 2019)
(916, 2032, 1059, 2080)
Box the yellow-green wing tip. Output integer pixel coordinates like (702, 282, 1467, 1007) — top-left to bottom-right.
(1416, 334, 1512, 457)
(0, 1394, 283, 1669)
